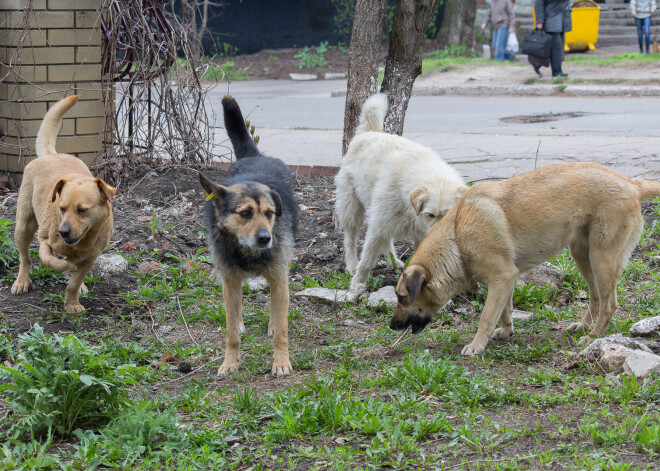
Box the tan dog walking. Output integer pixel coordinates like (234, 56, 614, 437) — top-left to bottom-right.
(12, 95, 115, 313)
(391, 162, 660, 355)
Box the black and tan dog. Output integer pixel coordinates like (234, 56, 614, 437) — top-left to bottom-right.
(12, 95, 116, 313)
(199, 96, 298, 376)
(391, 162, 660, 355)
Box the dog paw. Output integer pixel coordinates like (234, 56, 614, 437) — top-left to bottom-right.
(11, 279, 31, 295)
(461, 343, 485, 356)
(492, 327, 514, 340)
(78, 283, 88, 295)
(566, 322, 589, 333)
(218, 361, 240, 376)
(271, 360, 292, 377)
(65, 303, 86, 314)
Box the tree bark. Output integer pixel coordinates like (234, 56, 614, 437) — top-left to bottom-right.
(342, 0, 386, 155)
(380, 0, 440, 136)
(437, 0, 476, 49)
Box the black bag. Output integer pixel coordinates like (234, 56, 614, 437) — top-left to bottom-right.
(522, 29, 552, 60)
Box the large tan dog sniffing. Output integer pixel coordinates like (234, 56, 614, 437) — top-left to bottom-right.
(335, 94, 466, 301)
(11, 95, 115, 313)
(391, 162, 660, 355)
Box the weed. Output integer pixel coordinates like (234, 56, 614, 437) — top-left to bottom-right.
(295, 42, 329, 69)
(216, 40, 238, 57)
(0, 325, 149, 438)
(635, 421, 660, 454)
(0, 219, 18, 271)
(555, 84, 567, 93)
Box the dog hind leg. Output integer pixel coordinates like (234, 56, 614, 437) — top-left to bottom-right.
(491, 288, 514, 340)
(348, 227, 387, 297)
(265, 267, 292, 376)
(335, 181, 364, 275)
(385, 239, 405, 269)
(219, 272, 243, 375)
(566, 230, 600, 333)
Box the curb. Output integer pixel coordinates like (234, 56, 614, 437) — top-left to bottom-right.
(215, 162, 339, 178)
(330, 84, 660, 98)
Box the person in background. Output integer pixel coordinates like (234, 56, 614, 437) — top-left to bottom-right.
(631, 0, 657, 53)
(481, 0, 516, 61)
(535, 0, 571, 77)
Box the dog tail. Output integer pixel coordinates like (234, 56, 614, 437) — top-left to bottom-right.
(35, 95, 79, 157)
(355, 94, 387, 135)
(222, 95, 259, 159)
(635, 179, 660, 201)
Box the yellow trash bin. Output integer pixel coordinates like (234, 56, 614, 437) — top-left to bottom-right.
(532, 0, 600, 52)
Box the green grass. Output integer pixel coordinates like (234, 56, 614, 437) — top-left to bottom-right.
(565, 51, 660, 65)
(0, 200, 658, 469)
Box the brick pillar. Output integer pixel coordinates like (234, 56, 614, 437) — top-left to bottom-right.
(0, 0, 105, 181)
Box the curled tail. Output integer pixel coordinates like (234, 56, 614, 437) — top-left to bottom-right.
(35, 95, 79, 157)
(355, 94, 387, 135)
(222, 95, 259, 159)
(635, 179, 660, 201)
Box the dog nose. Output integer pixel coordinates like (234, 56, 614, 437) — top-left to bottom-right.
(59, 225, 71, 239)
(256, 228, 271, 246)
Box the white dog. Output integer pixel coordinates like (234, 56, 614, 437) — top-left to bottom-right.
(334, 94, 467, 299)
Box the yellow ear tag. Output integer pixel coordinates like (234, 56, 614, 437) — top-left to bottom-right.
(205, 192, 214, 201)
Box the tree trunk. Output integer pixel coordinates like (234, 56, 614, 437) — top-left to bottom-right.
(342, 0, 386, 155)
(380, 0, 440, 136)
(437, 0, 476, 49)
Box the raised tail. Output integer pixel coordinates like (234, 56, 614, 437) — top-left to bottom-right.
(222, 95, 260, 159)
(355, 94, 387, 135)
(35, 95, 79, 157)
(635, 179, 660, 201)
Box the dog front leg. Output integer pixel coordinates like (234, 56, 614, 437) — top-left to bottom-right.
(64, 258, 94, 313)
(219, 273, 243, 376)
(266, 269, 292, 376)
(11, 218, 37, 296)
(462, 279, 515, 356)
(38, 240, 77, 273)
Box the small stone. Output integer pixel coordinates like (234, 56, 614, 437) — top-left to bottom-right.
(120, 241, 137, 252)
(516, 264, 563, 291)
(138, 261, 161, 274)
(289, 73, 317, 81)
(622, 350, 660, 379)
(629, 316, 660, 337)
(342, 319, 355, 326)
(579, 334, 655, 359)
(223, 435, 241, 444)
(324, 72, 346, 80)
(178, 362, 192, 373)
(512, 310, 533, 320)
(245, 276, 269, 292)
(299, 204, 308, 211)
(294, 287, 352, 306)
(158, 325, 173, 335)
(95, 253, 129, 274)
(597, 343, 635, 372)
(366, 286, 398, 312)
(315, 245, 339, 262)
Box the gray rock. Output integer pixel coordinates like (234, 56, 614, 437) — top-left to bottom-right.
(342, 319, 354, 326)
(158, 325, 173, 335)
(516, 263, 563, 291)
(366, 286, 398, 312)
(512, 310, 533, 320)
(629, 316, 660, 337)
(579, 334, 654, 359)
(94, 253, 128, 274)
(315, 245, 339, 262)
(324, 72, 346, 80)
(597, 343, 635, 373)
(622, 350, 660, 379)
(245, 277, 269, 292)
(289, 73, 317, 81)
(294, 287, 351, 306)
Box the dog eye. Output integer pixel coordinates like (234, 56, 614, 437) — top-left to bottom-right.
(426, 213, 437, 219)
(78, 207, 88, 214)
(265, 210, 273, 219)
(239, 210, 252, 219)
(59, 207, 65, 213)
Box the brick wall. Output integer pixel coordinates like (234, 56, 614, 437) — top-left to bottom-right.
(0, 0, 105, 180)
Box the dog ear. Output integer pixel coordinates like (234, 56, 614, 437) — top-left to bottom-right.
(270, 190, 282, 216)
(95, 179, 116, 201)
(199, 174, 227, 204)
(456, 186, 468, 197)
(409, 186, 429, 216)
(404, 265, 429, 304)
(51, 179, 68, 202)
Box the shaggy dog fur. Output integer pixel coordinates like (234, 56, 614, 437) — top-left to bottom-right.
(334, 94, 466, 300)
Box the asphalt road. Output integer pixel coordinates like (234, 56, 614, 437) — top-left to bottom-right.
(208, 80, 660, 181)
